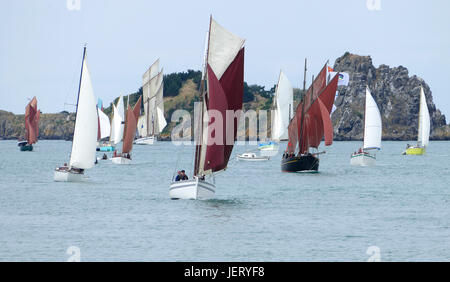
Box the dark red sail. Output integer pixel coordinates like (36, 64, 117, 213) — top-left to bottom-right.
(203, 48, 245, 172)
(287, 66, 339, 155)
(25, 97, 38, 145)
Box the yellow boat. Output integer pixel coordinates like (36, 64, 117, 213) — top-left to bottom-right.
(403, 86, 430, 156)
(403, 146, 426, 155)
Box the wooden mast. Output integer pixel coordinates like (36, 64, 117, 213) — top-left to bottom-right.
(194, 15, 212, 177)
(298, 58, 307, 156)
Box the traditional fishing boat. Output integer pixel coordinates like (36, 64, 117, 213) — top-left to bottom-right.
(169, 16, 245, 200)
(281, 60, 339, 172)
(54, 47, 98, 182)
(111, 96, 142, 165)
(18, 97, 40, 151)
(350, 86, 382, 166)
(258, 71, 293, 152)
(403, 86, 430, 155)
(135, 59, 167, 145)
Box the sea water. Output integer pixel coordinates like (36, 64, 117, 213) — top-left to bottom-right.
(0, 140, 449, 261)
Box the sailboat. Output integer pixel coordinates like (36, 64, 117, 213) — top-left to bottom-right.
(96, 103, 112, 151)
(258, 71, 294, 152)
(169, 16, 245, 200)
(54, 47, 98, 182)
(135, 59, 167, 145)
(403, 86, 430, 155)
(111, 96, 142, 165)
(103, 95, 125, 152)
(350, 86, 382, 166)
(281, 60, 339, 172)
(18, 97, 40, 151)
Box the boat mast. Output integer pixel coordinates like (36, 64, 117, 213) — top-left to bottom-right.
(69, 45, 87, 164)
(194, 15, 212, 177)
(362, 86, 368, 150)
(298, 58, 307, 156)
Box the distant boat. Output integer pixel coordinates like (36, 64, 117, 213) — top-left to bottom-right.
(403, 86, 430, 155)
(169, 16, 245, 200)
(281, 60, 339, 172)
(135, 59, 167, 145)
(96, 102, 113, 151)
(54, 47, 98, 182)
(350, 86, 382, 166)
(107, 95, 125, 152)
(258, 70, 293, 152)
(236, 152, 269, 162)
(18, 97, 40, 151)
(111, 96, 142, 165)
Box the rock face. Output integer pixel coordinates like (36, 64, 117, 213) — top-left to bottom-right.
(0, 110, 75, 140)
(331, 52, 450, 140)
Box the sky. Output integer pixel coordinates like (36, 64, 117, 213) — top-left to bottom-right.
(1, 0, 449, 118)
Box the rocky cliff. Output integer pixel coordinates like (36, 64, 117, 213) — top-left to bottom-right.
(0, 110, 75, 140)
(331, 52, 450, 140)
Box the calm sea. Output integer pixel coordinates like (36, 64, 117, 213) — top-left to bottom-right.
(0, 140, 449, 261)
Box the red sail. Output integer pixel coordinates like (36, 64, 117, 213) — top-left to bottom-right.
(122, 96, 142, 154)
(287, 67, 339, 154)
(25, 97, 38, 145)
(34, 109, 40, 138)
(203, 48, 245, 172)
(303, 64, 327, 111)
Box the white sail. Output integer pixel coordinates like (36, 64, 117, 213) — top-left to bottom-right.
(157, 106, 167, 133)
(143, 65, 165, 136)
(69, 56, 98, 169)
(137, 115, 147, 137)
(111, 96, 125, 145)
(208, 18, 245, 80)
(363, 87, 382, 150)
(272, 71, 293, 141)
(97, 108, 111, 139)
(417, 86, 430, 147)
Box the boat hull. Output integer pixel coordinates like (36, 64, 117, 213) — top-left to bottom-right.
(19, 144, 33, 151)
(98, 146, 115, 152)
(236, 155, 270, 161)
(258, 141, 278, 151)
(134, 136, 156, 145)
(53, 170, 84, 182)
(404, 146, 426, 155)
(350, 153, 376, 166)
(281, 155, 319, 172)
(169, 178, 215, 200)
(111, 157, 132, 165)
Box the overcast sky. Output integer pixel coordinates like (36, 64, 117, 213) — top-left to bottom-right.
(1, 0, 449, 118)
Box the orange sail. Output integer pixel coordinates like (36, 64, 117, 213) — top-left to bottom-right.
(122, 96, 142, 154)
(25, 97, 39, 144)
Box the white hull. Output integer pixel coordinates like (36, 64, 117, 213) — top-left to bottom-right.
(53, 170, 85, 182)
(111, 157, 132, 165)
(169, 177, 215, 200)
(134, 136, 156, 145)
(350, 154, 376, 166)
(236, 155, 270, 161)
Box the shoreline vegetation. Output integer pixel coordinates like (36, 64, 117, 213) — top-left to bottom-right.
(2, 53, 450, 141)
